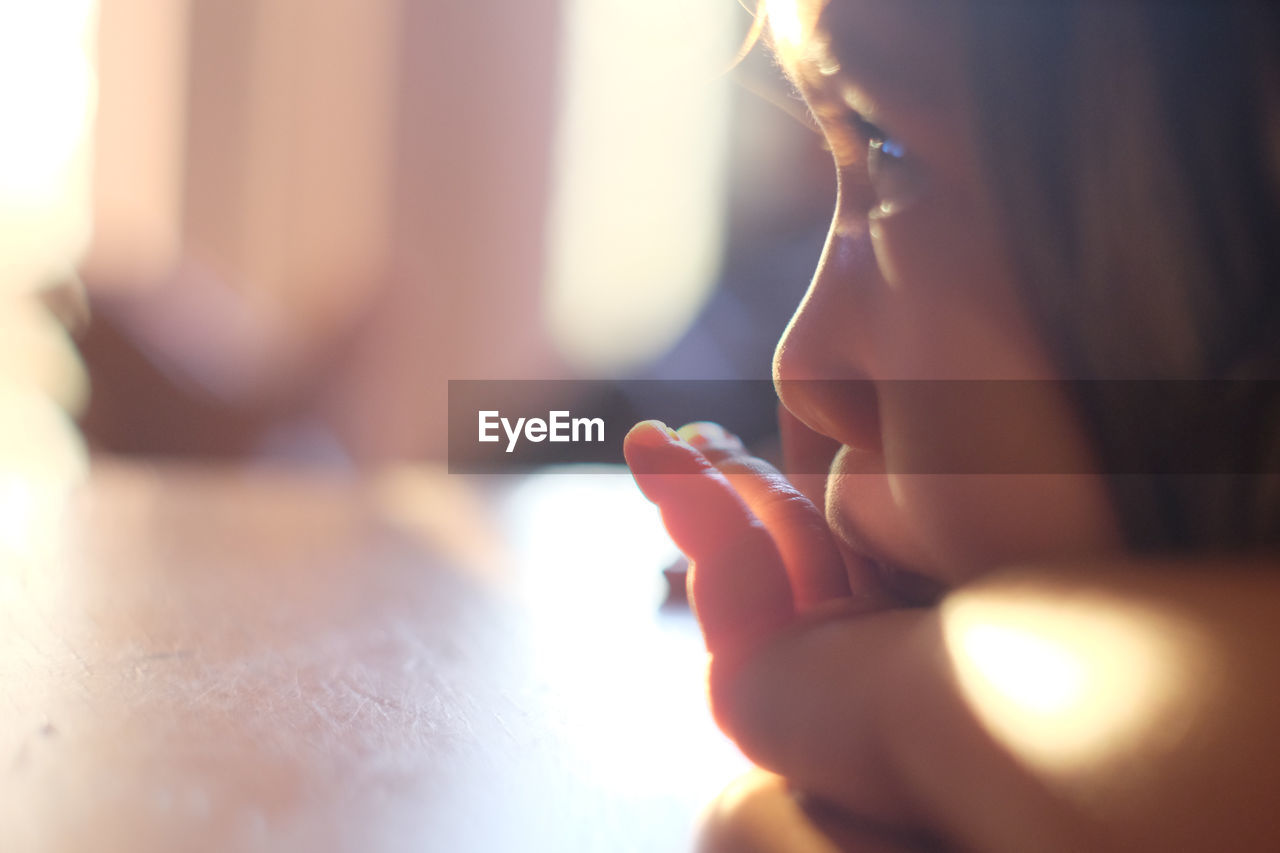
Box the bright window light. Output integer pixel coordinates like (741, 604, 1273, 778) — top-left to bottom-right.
(0, 0, 97, 293)
(544, 0, 736, 374)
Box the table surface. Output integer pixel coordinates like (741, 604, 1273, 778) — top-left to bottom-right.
(0, 461, 749, 853)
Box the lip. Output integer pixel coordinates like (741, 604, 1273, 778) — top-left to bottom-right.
(833, 523, 946, 609)
(862, 552, 947, 607)
(824, 445, 948, 608)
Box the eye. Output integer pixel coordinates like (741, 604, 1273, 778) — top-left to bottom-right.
(848, 113, 928, 216)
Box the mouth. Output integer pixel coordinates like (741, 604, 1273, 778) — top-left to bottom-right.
(821, 444, 948, 609)
(860, 552, 946, 608)
(827, 501, 947, 609)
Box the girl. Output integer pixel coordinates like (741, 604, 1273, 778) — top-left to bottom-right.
(625, 1, 1280, 850)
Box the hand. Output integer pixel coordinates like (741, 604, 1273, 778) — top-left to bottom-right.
(625, 418, 1141, 849)
(623, 419, 936, 831)
(625, 418, 1280, 851)
(623, 418, 873, 654)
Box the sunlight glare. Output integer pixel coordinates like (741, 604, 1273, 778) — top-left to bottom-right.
(763, 0, 826, 65)
(958, 621, 1086, 717)
(764, 0, 804, 49)
(942, 589, 1195, 776)
(497, 470, 747, 803)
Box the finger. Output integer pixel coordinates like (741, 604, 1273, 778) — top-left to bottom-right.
(778, 403, 840, 510)
(624, 420, 795, 655)
(675, 421, 852, 611)
(708, 607, 1087, 851)
(776, 408, 898, 607)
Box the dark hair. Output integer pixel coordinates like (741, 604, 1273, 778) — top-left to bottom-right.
(964, 1, 1280, 550)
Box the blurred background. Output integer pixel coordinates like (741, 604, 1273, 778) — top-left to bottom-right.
(1, 7, 845, 836)
(4, 0, 835, 474)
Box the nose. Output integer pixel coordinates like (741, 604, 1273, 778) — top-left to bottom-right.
(773, 225, 881, 452)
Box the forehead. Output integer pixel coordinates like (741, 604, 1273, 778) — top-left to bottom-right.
(768, 0, 966, 108)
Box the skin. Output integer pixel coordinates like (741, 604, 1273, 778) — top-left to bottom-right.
(624, 1, 1280, 849)
(626, 422, 1280, 852)
(769, 0, 1122, 589)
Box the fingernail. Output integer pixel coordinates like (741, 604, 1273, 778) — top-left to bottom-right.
(627, 419, 683, 446)
(677, 421, 744, 451)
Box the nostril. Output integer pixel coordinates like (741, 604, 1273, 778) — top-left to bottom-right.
(775, 373, 881, 455)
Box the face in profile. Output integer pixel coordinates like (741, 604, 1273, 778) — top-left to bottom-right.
(766, 0, 1123, 598)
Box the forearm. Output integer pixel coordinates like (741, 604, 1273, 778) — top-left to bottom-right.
(875, 561, 1280, 851)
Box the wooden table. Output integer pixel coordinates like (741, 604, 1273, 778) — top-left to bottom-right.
(0, 461, 748, 852)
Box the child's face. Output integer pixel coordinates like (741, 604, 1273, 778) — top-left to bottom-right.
(768, 0, 1123, 596)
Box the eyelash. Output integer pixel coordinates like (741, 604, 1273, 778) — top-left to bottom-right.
(812, 105, 917, 216)
(810, 101, 881, 159)
(845, 111, 890, 152)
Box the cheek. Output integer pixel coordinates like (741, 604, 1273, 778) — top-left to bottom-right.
(881, 474, 1123, 582)
(864, 186, 1055, 381)
(828, 453, 1122, 585)
(831, 185, 1124, 577)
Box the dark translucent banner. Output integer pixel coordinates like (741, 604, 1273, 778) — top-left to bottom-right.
(447, 379, 1280, 475)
